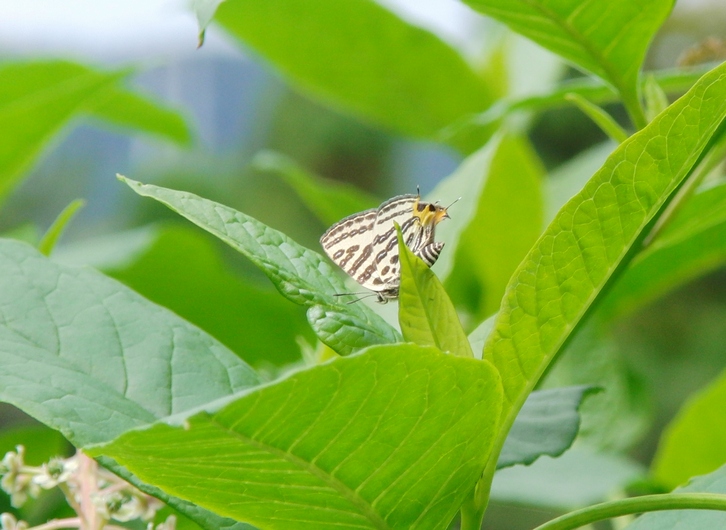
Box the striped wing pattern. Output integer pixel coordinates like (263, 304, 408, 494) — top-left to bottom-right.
(321, 194, 447, 302)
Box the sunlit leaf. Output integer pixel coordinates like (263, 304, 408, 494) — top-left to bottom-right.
(462, 0, 675, 127)
(484, 61, 726, 461)
(120, 177, 400, 355)
(652, 367, 726, 489)
(91, 344, 503, 530)
(397, 228, 473, 358)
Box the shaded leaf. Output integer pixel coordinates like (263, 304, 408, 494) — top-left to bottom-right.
(252, 150, 379, 226)
(497, 386, 598, 470)
(483, 62, 726, 458)
(443, 135, 544, 322)
(625, 465, 726, 529)
(565, 93, 628, 143)
(0, 61, 191, 203)
(215, 0, 495, 152)
(0, 239, 259, 447)
(462, 0, 675, 127)
(57, 225, 312, 369)
(492, 447, 646, 509)
(120, 177, 400, 355)
(397, 228, 473, 358)
(600, 180, 726, 319)
(91, 344, 503, 530)
(652, 367, 726, 489)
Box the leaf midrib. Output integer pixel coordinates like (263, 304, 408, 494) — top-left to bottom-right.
(519, 0, 630, 95)
(211, 416, 390, 530)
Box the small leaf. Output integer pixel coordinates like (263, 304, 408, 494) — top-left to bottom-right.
(38, 199, 85, 256)
(90, 344, 503, 530)
(119, 176, 400, 355)
(462, 0, 675, 127)
(191, 0, 225, 46)
(652, 367, 726, 489)
(644, 74, 670, 122)
(497, 386, 599, 470)
(397, 226, 473, 358)
(565, 93, 628, 143)
(252, 150, 379, 226)
(215, 0, 496, 152)
(624, 465, 726, 529)
(0, 239, 259, 448)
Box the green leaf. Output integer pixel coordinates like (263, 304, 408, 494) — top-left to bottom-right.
(57, 225, 312, 369)
(545, 142, 615, 222)
(442, 135, 544, 322)
(215, 0, 495, 152)
(0, 239, 259, 447)
(497, 386, 598, 470)
(492, 447, 646, 509)
(479, 67, 710, 129)
(652, 367, 726, 489)
(482, 61, 726, 475)
(90, 344, 503, 530)
(542, 322, 651, 452)
(191, 0, 224, 46)
(565, 93, 628, 143)
(89, 86, 192, 146)
(119, 177, 400, 355)
(600, 180, 726, 320)
(252, 150, 379, 227)
(644, 74, 670, 122)
(37, 199, 85, 256)
(397, 227, 473, 358)
(462, 0, 675, 128)
(0, 60, 191, 203)
(624, 465, 726, 529)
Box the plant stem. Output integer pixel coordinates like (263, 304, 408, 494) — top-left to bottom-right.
(621, 85, 647, 130)
(533, 493, 726, 530)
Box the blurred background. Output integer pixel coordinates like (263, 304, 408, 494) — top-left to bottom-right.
(0, 0, 725, 528)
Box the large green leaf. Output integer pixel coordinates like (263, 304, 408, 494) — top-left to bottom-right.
(57, 225, 311, 368)
(0, 239, 258, 447)
(600, 180, 726, 319)
(215, 0, 495, 152)
(90, 344, 503, 530)
(497, 386, 597, 470)
(443, 135, 544, 322)
(397, 230, 473, 358)
(0, 239, 259, 530)
(120, 177, 400, 355)
(0, 61, 190, 203)
(252, 150, 379, 227)
(652, 367, 726, 489)
(462, 0, 675, 127)
(482, 61, 726, 468)
(624, 465, 726, 529)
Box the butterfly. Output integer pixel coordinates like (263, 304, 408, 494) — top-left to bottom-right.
(320, 193, 451, 303)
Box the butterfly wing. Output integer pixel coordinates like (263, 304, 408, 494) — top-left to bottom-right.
(319, 208, 379, 289)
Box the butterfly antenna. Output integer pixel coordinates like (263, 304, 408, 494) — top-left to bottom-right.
(445, 197, 462, 209)
(416, 184, 421, 197)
